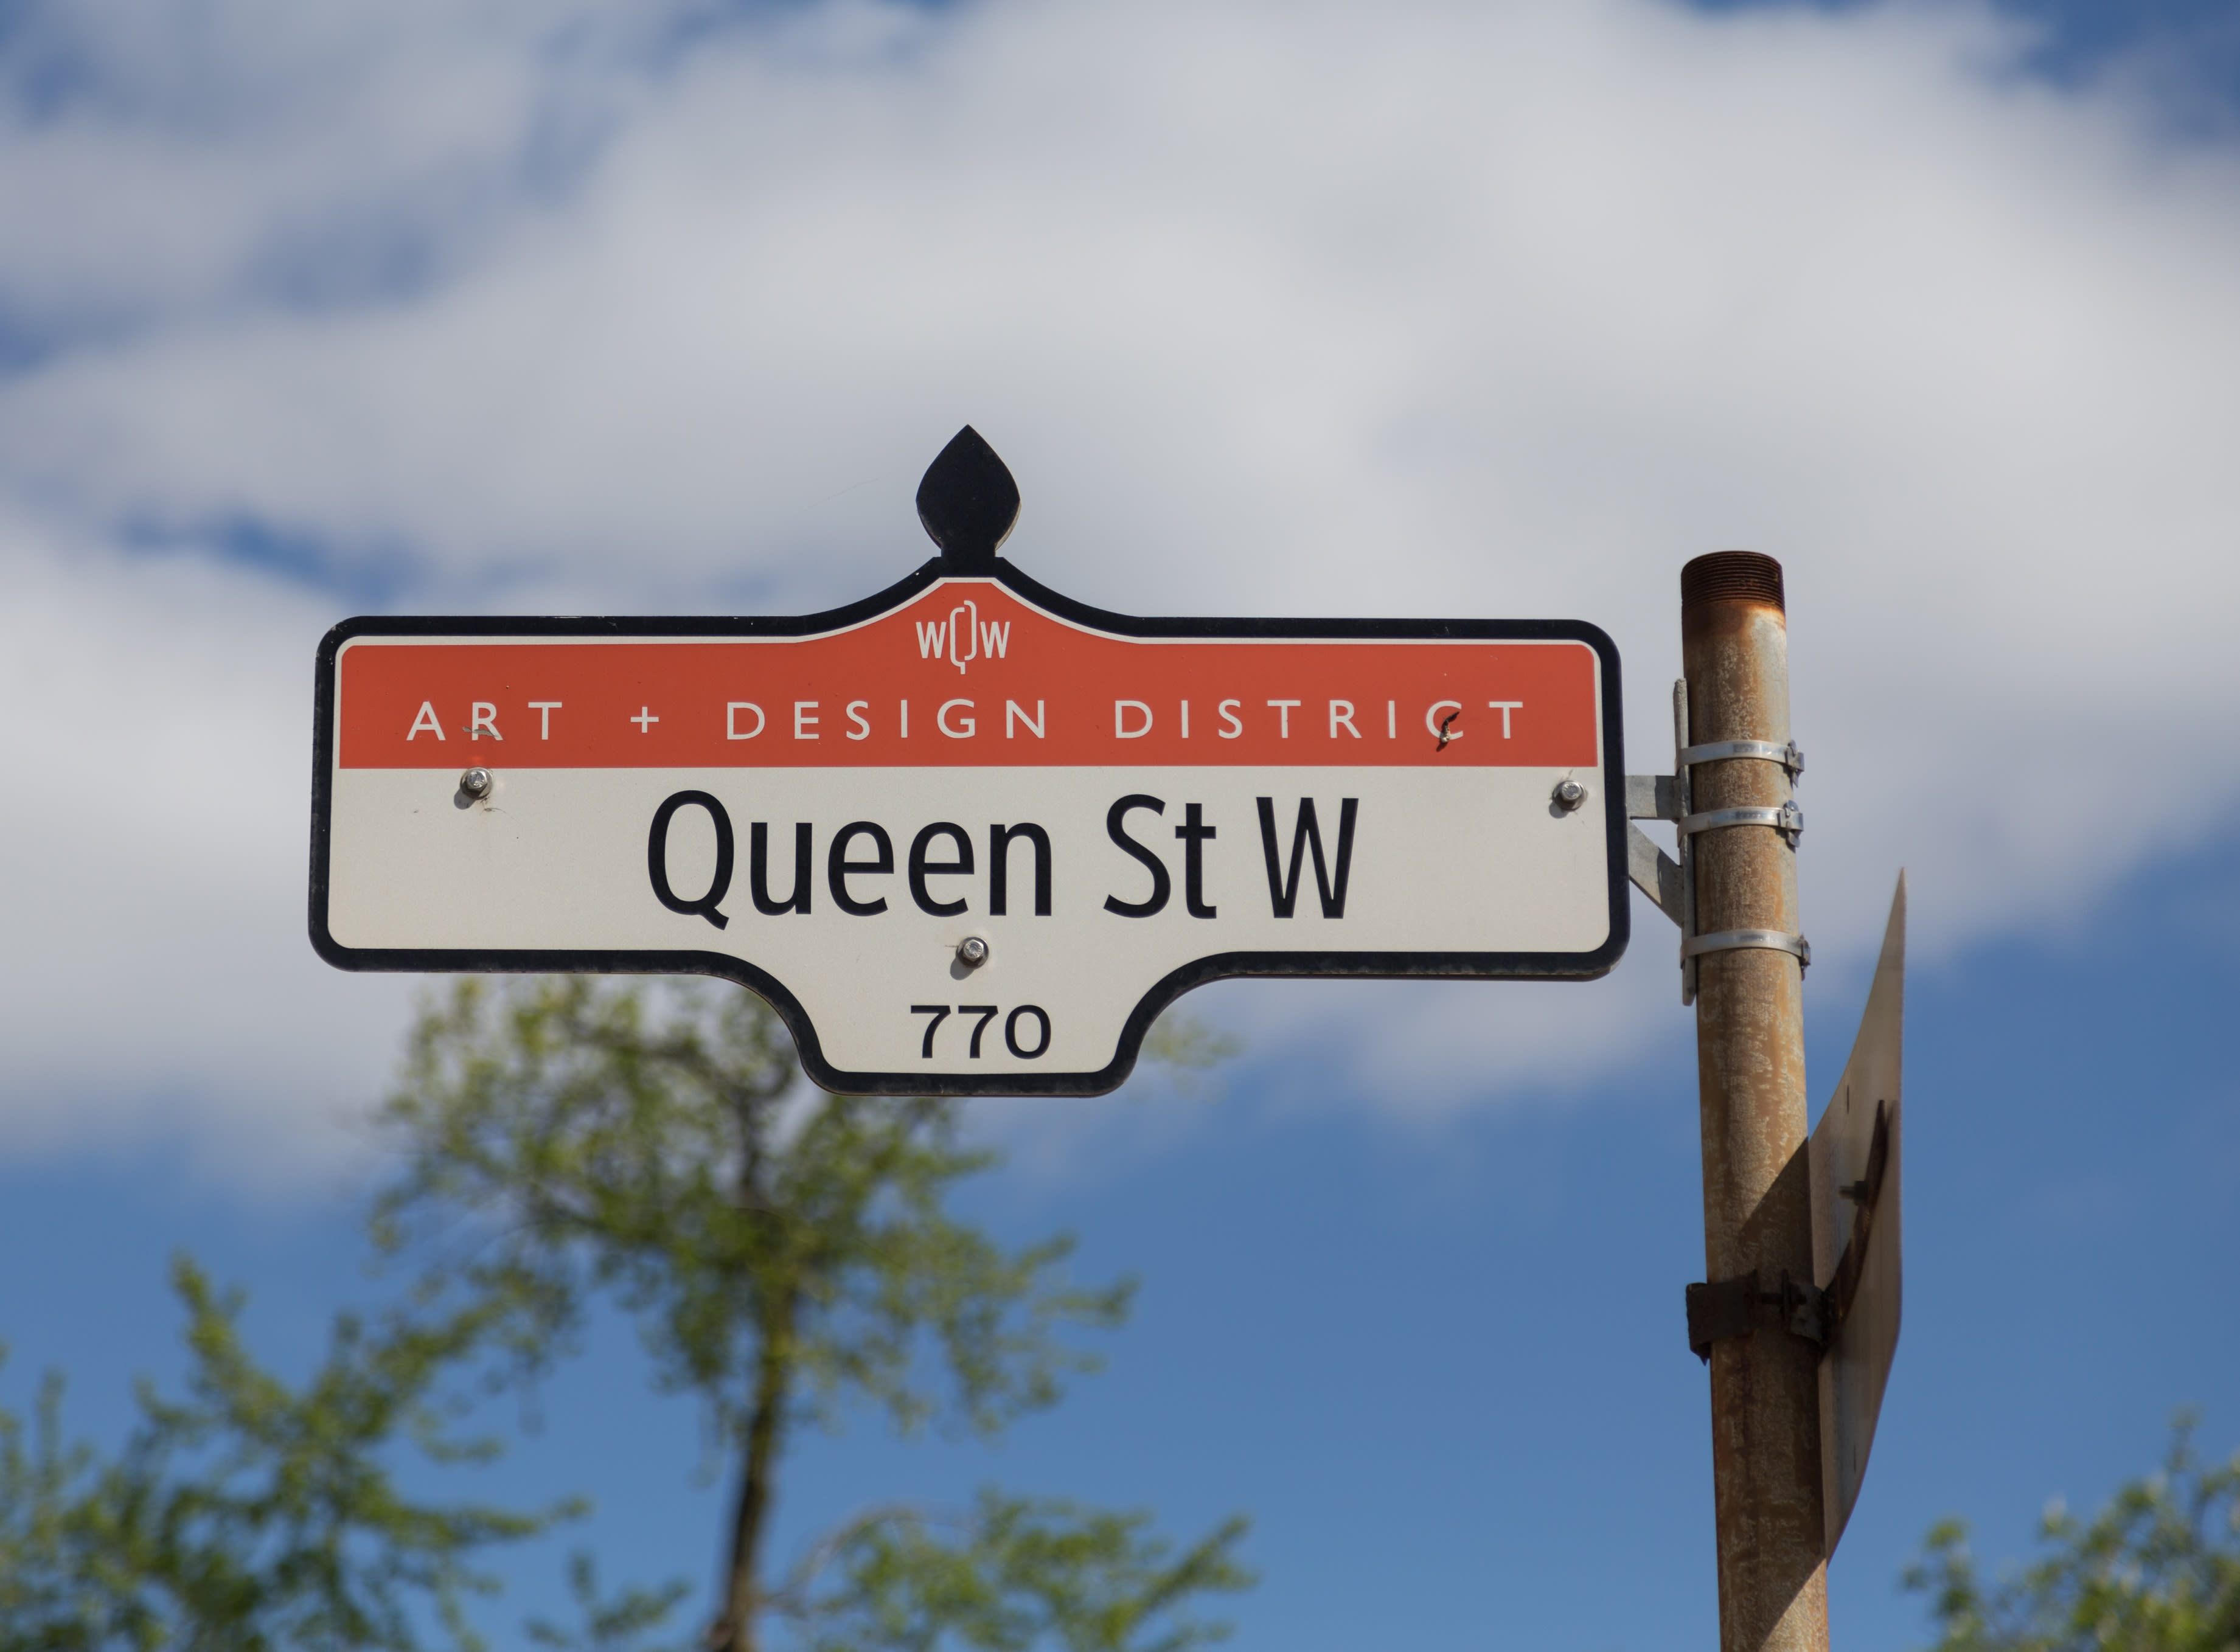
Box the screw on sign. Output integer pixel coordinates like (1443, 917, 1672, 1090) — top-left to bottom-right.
(308, 428, 1905, 1652)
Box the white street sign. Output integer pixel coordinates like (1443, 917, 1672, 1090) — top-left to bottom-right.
(312, 566, 1628, 1094)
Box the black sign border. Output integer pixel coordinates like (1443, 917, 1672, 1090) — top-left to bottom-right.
(311, 556, 1630, 1097)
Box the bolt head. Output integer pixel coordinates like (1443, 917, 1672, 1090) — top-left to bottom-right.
(460, 767, 494, 799)
(957, 936, 989, 967)
(1553, 779, 1588, 810)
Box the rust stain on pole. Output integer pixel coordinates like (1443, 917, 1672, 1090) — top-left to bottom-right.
(1682, 551, 1829, 1652)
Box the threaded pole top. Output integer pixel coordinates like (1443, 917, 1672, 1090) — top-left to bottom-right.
(1681, 550, 1784, 616)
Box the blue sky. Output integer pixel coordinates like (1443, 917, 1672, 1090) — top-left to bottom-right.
(2, 0, 2238, 1646)
(1762, 0, 2240, 111)
(10, 833, 2238, 1650)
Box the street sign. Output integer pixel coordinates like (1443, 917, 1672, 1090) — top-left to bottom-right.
(311, 432, 1628, 1095)
(1808, 871, 1905, 1557)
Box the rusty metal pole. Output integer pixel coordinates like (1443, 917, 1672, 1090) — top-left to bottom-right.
(1682, 552, 1829, 1652)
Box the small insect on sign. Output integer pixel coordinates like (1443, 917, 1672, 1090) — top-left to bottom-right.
(311, 429, 1629, 1094)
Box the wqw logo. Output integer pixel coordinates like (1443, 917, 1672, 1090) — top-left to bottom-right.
(915, 597, 1010, 676)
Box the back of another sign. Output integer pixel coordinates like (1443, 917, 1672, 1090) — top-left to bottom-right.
(1809, 872, 1905, 1557)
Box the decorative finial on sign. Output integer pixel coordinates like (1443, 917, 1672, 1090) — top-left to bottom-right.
(916, 426, 1020, 573)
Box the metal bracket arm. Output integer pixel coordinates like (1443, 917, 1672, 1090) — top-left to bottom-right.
(1685, 1108, 1887, 1367)
(1626, 773, 1681, 822)
(1628, 824, 1684, 928)
(1624, 773, 1685, 929)
(1686, 1271, 1829, 1362)
(1619, 743, 1814, 951)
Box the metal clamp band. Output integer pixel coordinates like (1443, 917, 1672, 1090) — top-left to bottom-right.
(1681, 738, 1803, 777)
(1682, 929, 1811, 971)
(1680, 801, 1803, 841)
(1686, 1271, 1828, 1361)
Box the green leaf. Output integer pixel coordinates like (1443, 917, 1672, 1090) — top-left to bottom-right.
(372, 979, 1165, 1648)
(784, 1488, 1254, 1652)
(0, 1261, 565, 1651)
(1905, 1414, 2240, 1652)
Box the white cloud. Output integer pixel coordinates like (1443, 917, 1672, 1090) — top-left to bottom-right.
(1, 0, 2236, 1171)
(0, 517, 414, 1175)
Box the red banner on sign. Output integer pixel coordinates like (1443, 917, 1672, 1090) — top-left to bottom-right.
(338, 581, 1598, 769)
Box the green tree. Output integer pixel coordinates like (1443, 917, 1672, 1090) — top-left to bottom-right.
(1906, 1416, 2240, 1652)
(0, 1259, 564, 1651)
(372, 977, 1250, 1652)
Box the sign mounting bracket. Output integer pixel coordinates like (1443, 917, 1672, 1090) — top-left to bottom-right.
(1625, 777, 1685, 930)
